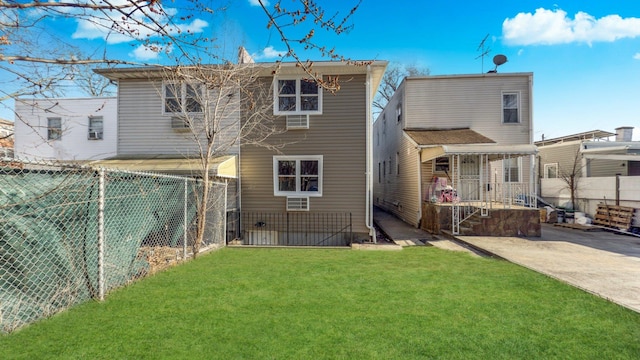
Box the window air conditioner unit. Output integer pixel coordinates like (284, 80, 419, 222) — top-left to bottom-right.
(171, 116, 189, 129)
(286, 196, 310, 211)
(88, 131, 102, 140)
(286, 115, 309, 130)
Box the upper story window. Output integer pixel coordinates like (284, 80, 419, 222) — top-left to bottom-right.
(502, 92, 520, 123)
(88, 116, 104, 140)
(396, 104, 402, 123)
(164, 82, 203, 114)
(273, 155, 323, 196)
(47, 117, 61, 140)
(274, 77, 322, 115)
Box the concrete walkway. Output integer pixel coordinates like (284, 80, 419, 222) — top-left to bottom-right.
(373, 207, 640, 313)
(373, 207, 481, 256)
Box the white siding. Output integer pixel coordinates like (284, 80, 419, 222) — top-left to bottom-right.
(14, 98, 117, 160)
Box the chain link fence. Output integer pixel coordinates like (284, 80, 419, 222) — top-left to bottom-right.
(0, 158, 227, 333)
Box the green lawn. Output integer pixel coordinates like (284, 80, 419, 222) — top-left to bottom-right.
(2, 247, 639, 359)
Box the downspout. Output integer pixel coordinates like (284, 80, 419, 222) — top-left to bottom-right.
(365, 64, 377, 242)
(529, 74, 536, 204)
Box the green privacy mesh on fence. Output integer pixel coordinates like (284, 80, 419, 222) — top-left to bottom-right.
(0, 160, 227, 333)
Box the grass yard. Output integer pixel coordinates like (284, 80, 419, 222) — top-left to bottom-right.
(1, 247, 639, 359)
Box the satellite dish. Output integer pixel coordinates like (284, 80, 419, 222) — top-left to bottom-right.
(488, 54, 508, 73)
(493, 54, 507, 66)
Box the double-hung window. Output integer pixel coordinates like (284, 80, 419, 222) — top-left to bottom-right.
(503, 157, 521, 182)
(274, 77, 322, 115)
(47, 117, 62, 140)
(164, 82, 203, 114)
(88, 116, 104, 140)
(273, 156, 322, 196)
(502, 92, 520, 123)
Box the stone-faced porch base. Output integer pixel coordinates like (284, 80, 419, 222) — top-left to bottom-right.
(421, 202, 541, 237)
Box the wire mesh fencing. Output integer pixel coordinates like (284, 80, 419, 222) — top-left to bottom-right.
(0, 158, 227, 333)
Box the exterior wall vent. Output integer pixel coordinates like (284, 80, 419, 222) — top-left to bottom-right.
(286, 196, 309, 211)
(286, 115, 309, 130)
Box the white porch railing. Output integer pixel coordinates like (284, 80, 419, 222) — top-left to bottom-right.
(491, 182, 536, 208)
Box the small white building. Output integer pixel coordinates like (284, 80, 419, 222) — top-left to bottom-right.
(0, 118, 14, 158)
(14, 97, 117, 161)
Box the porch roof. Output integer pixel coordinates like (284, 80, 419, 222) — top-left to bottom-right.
(89, 155, 237, 178)
(420, 144, 538, 162)
(405, 128, 495, 146)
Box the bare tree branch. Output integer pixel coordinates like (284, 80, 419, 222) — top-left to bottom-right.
(256, 0, 364, 92)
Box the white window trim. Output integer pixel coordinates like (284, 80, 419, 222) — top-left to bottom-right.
(47, 117, 62, 141)
(88, 116, 104, 140)
(162, 81, 204, 115)
(273, 76, 323, 115)
(544, 163, 558, 179)
(501, 91, 521, 124)
(273, 155, 323, 197)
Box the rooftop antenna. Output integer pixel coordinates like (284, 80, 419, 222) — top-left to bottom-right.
(475, 34, 491, 72)
(489, 54, 508, 73)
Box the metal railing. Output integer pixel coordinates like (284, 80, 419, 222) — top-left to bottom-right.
(0, 158, 227, 333)
(238, 211, 352, 246)
(491, 182, 536, 208)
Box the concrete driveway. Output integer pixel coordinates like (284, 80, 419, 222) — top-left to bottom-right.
(456, 224, 640, 313)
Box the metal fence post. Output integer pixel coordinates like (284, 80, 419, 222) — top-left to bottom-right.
(98, 168, 105, 301)
(184, 178, 188, 259)
(223, 180, 228, 246)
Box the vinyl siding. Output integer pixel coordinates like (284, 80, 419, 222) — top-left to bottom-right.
(117, 79, 239, 157)
(538, 142, 582, 179)
(241, 74, 370, 236)
(404, 73, 532, 146)
(373, 84, 421, 227)
(589, 153, 629, 177)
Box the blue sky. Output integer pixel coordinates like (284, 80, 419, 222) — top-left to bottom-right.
(5, 0, 640, 140)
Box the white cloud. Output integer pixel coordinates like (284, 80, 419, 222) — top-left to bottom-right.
(252, 46, 286, 60)
(249, 0, 269, 6)
(634, 53, 640, 60)
(72, 4, 208, 44)
(128, 44, 173, 61)
(503, 8, 640, 46)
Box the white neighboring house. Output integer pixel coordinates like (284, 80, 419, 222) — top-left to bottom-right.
(14, 97, 117, 161)
(0, 118, 14, 158)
